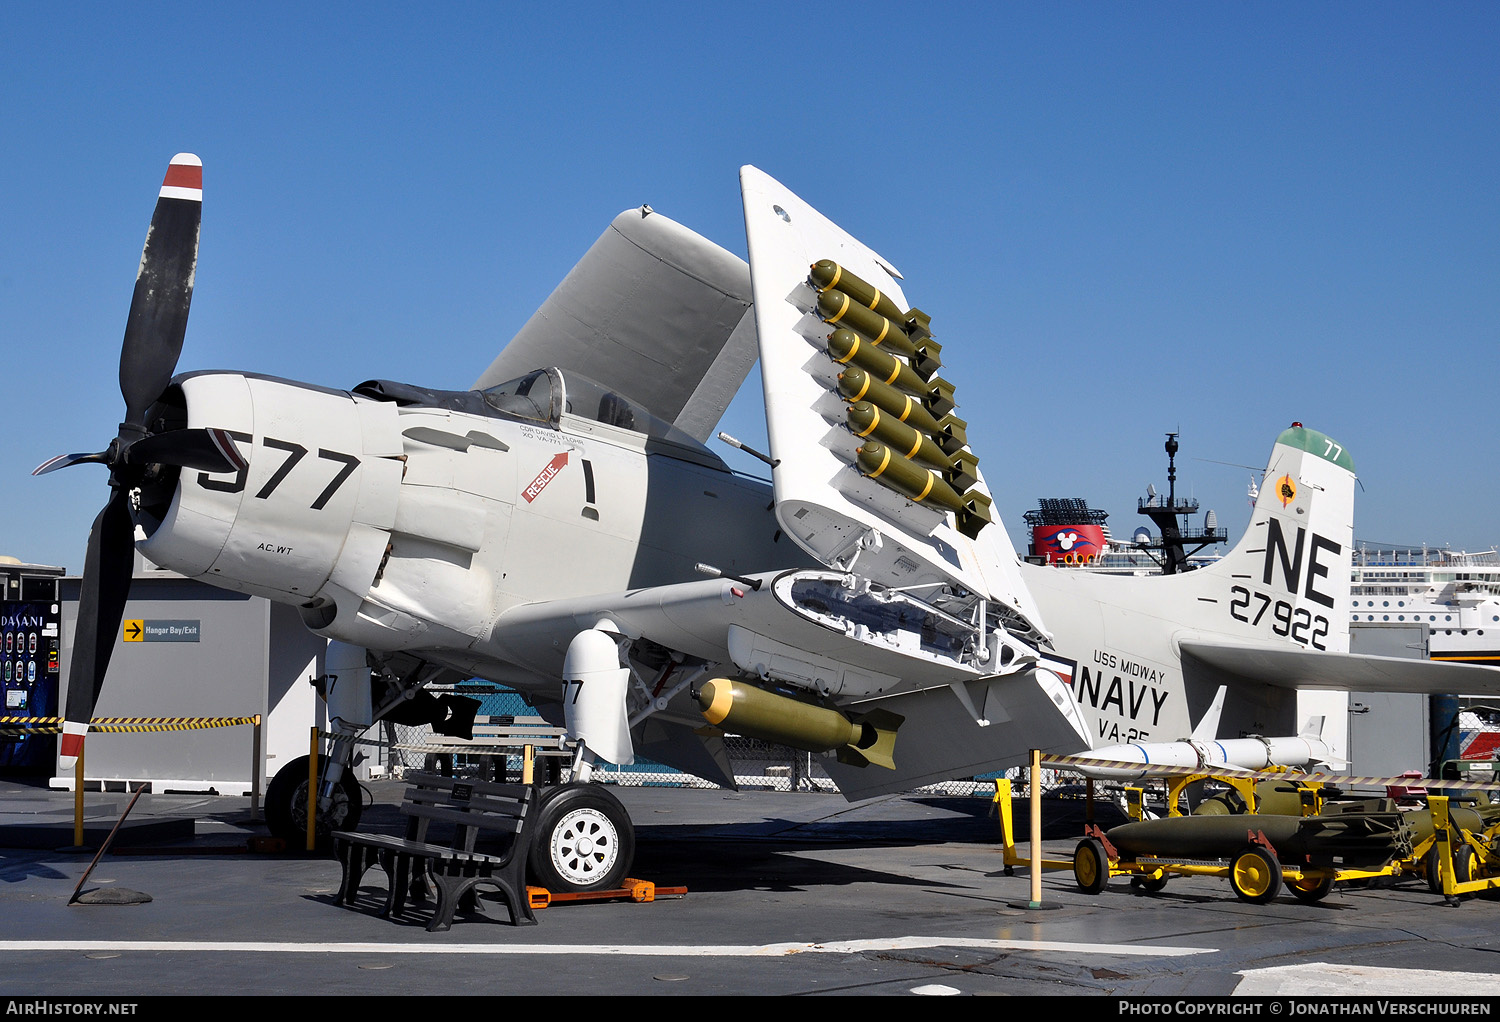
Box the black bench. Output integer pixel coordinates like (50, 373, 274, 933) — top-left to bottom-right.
(331, 772, 537, 930)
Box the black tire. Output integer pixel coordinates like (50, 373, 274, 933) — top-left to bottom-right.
(1132, 874, 1169, 894)
(528, 783, 635, 893)
(1230, 846, 1283, 904)
(1288, 873, 1334, 903)
(1455, 844, 1476, 886)
(1073, 837, 1110, 895)
(1425, 843, 1474, 892)
(1425, 845, 1444, 894)
(265, 755, 363, 850)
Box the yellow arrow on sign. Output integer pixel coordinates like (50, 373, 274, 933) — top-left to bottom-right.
(122, 620, 144, 642)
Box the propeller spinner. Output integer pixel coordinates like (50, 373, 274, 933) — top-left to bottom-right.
(33, 154, 244, 769)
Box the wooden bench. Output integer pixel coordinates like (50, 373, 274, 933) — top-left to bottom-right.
(331, 772, 537, 930)
(395, 714, 570, 783)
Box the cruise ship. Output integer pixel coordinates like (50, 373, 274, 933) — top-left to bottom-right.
(1350, 546, 1500, 667)
(1349, 546, 1500, 760)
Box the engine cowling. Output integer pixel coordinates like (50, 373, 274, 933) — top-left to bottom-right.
(139, 372, 403, 598)
(136, 371, 504, 653)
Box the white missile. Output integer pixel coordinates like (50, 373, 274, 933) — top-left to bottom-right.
(1059, 685, 1341, 781)
(1064, 732, 1339, 782)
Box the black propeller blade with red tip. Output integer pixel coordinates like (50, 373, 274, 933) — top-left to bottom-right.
(32, 154, 240, 768)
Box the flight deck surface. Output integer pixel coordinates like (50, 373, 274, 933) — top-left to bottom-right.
(0, 778, 1498, 999)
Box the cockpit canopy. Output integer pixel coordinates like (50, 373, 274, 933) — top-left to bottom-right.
(355, 367, 729, 470)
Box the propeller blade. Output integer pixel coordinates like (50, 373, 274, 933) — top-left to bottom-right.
(124, 427, 247, 474)
(118, 154, 202, 431)
(59, 488, 136, 769)
(32, 451, 110, 476)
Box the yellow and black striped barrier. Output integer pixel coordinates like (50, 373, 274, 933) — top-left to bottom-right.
(1, 715, 260, 736)
(12, 714, 269, 849)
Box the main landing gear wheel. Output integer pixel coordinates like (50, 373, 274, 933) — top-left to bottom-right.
(1288, 874, 1334, 903)
(529, 783, 636, 893)
(1230, 845, 1283, 904)
(265, 755, 363, 850)
(1073, 837, 1110, 895)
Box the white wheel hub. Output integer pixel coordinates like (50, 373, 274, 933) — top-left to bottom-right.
(548, 807, 619, 887)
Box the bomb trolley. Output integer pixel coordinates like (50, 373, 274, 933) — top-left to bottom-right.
(995, 776, 1409, 904)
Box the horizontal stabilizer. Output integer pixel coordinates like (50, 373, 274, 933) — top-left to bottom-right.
(1181, 640, 1500, 695)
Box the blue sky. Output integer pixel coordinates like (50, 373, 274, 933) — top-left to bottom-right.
(4, 3, 1497, 571)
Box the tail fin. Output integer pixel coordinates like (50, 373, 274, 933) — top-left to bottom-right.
(1196, 424, 1356, 654)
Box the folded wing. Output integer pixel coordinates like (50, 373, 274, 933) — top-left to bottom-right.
(474, 208, 755, 442)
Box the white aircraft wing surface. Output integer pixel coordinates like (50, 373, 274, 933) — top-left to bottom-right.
(474, 208, 756, 442)
(739, 166, 1044, 640)
(1181, 640, 1500, 695)
(482, 571, 1089, 796)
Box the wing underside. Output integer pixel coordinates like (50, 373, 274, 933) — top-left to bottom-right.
(483, 571, 1088, 798)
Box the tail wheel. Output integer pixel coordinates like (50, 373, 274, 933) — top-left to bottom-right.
(265, 755, 363, 851)
(1230, 845, 1283, 904)
(1073, 837, 1110, 895)
(528, 783, 635, 893)
(1288, 873, 1334, 903)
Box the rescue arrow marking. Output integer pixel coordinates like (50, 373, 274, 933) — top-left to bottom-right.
(523, 451, 570, 503)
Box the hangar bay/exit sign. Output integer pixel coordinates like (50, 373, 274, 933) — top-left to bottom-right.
(122, 619, 200, 643)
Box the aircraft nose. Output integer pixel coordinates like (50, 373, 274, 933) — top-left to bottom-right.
(136, 372, 405, 604)
(136, 372, 254, 576)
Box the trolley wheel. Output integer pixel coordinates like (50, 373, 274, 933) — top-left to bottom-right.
(1229, 845, 1283, 904)
(1288, 873, 1334, 903)
(1131, 874, 1169, 894)
(1455, 844, 1476, 885)
(1073, 837, 1110, 895)
(265, 755, 363, 850)
(1426, 843, 1475, 891)
(1425, 845, 1444, 894)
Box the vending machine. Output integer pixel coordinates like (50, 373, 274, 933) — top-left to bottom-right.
(0, 597, 61, 772)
